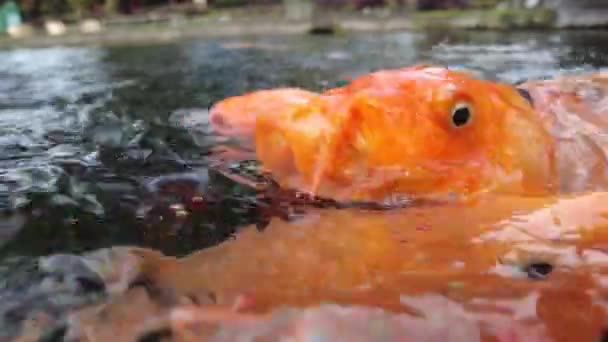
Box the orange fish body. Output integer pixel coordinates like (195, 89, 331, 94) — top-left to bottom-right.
(209, 65, 608, 202)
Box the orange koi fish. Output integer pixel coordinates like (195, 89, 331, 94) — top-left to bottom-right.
(208, 65, 608, 202)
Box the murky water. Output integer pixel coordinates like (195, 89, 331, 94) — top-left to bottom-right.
(1, 29, 608, 339)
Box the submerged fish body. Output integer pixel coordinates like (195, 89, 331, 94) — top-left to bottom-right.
(59, 191, 608, 341)
(208, 65, 608, 202)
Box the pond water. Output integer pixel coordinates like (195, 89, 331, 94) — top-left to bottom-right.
(1, 29, 608, 340)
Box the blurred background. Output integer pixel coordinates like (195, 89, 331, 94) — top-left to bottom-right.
(1, 0, 607, 41)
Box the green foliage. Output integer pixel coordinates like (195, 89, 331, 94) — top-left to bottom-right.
(13, 0, 287, 20)
(494, 7, 556, 27)
(66, 0, 94, 17)
(210, 0, 279, 8)
(17, 0, 87, 19)
(411, 7, 557, 30)
(469, 0, 499, 8)
(104, 0, 119, 14)
(211, 0, 248, 6)
(39, 0, 72, 17)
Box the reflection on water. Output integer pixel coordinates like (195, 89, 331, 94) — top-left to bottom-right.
(31, 192, 608, 341)
(0, 29, 608, 339)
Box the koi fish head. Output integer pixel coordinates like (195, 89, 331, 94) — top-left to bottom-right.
(255, 66, 556, 201)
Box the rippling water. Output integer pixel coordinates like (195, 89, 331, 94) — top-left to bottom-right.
(1, 29, 608, 338)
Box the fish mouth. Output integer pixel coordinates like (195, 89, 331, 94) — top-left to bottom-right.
(208, 107, 252, 137)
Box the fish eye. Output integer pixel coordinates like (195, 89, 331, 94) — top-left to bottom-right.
(516, 87, 534, 106)
(451, 102, 473, 128)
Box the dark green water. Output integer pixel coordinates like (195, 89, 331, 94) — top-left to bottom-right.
(0, 29, 607, 338)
